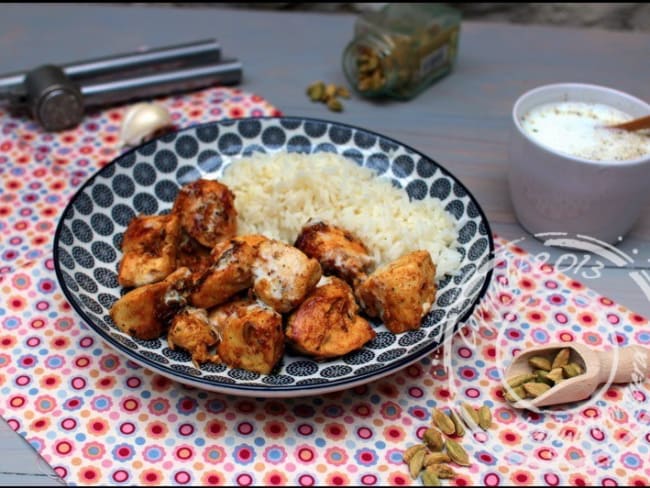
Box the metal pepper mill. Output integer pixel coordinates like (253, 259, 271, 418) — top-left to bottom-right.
(0, 39, 243, 131)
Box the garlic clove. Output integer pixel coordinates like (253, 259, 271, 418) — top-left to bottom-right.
(120, 102, 173, 147)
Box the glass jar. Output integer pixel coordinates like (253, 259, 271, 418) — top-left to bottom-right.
(342, 3, 461, 101)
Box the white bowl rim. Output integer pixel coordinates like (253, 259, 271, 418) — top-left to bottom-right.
(512, 82, 650, 167)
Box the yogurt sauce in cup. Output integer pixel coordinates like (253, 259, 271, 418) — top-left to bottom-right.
(520, 101, 650, 162)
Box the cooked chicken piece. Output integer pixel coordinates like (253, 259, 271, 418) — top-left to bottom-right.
(188, 238, 258, 309)
(209, 233, 269, 262)
(172, 178, 237, 248)
(208, 297, 284, 374)
(252, 239, 322, 313)
(110, 267, 193, 340)
(176, 230, 212, 274)
(230, 234, 269, 251)
(294, 219, 375, 288)
(356, 250, 437, 334)
(167, 307, 220, 366)
(117, 213, 181, 288)
(286, 276, 376, 360)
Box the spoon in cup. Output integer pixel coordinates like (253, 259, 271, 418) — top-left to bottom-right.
(503, 342, 650, 409)
(606, 114, 650, 131)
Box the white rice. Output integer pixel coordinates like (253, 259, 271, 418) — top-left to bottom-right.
(220, 151, 461, 279)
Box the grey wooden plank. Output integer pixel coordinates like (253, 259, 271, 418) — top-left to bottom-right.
(2, 5, 649, 119)
(0, 3, 648, 483)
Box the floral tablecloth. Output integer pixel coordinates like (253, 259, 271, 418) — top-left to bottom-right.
(0, 87, 648, 486)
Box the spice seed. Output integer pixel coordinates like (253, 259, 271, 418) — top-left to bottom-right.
(427, 463, 456, 479)
(504, 385, 527, 403)
(522, 381, 551, 398)
(449, 409, 466, 437)
(563, 362, 584, 378)
(535, 369, 554, 386)
(433, 409, 456, 436)
(421, 470, 441, 487)
(336, 86, 351, 98)
(528, 356, 552, 371)
(306, 81, 325, 102)
(424, 452, 451, 466)
(422, 427, 445, 452)
(506, 373, 537, 389)
(478, 405, 492, 430)
(408, 448, 426, 479)
(402, 444, 426, 463)
(446, 438, 471, 467)
(357, 77, 372, 91)
(552, 348, 571, 369)
(326, 98, 343, 112)
(461, 402, 480, 427)
(546, 367, 564, 384)
(325, 83, 338, 99)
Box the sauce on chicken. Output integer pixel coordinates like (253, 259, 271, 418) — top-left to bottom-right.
(110, 177, 440, 375)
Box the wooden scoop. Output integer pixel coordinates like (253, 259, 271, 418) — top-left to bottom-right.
(606, 114, 650, 131)
(503, 342, 650, 409)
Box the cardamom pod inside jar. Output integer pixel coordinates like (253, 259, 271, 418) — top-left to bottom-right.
(342, 3, 461, 100)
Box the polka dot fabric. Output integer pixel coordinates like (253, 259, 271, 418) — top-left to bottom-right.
(1, 87, 649, 486)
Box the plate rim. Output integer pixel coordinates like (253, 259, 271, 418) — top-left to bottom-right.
(53, 115, 495, 396)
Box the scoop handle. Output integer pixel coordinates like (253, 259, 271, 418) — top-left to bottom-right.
(597, 345, 650, 384)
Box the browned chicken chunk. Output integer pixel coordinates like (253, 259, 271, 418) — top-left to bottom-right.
(231, 233, 269, 250)
(208, 297, 284, 374)
(356, 250, 437, 334)
(167, 307, 220, 366)
(294, 219, 375, 288)
(172, 178, 237, 248)
(110, 267, 193, 340)
(208, 233, 269, 263)
(117, 213, 181, 288)
(286, 276, 376, 360)
(252, 239, 322, 313)
(176, 230, 212, 274)
(188, 238, 259, 309)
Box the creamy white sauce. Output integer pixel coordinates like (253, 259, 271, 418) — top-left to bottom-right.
(253, 241, 291, 301)
(520, 102, 650, 161)
(163, 288, 186, 308)
(316, 275, 333, 287)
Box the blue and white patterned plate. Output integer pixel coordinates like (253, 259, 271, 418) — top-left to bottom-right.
(54, 116, 494, 398)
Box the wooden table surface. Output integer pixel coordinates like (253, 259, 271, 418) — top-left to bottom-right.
(0, 4, 648, 484)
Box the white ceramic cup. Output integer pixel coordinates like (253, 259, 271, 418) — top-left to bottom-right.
(508, 82, 650, 245)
